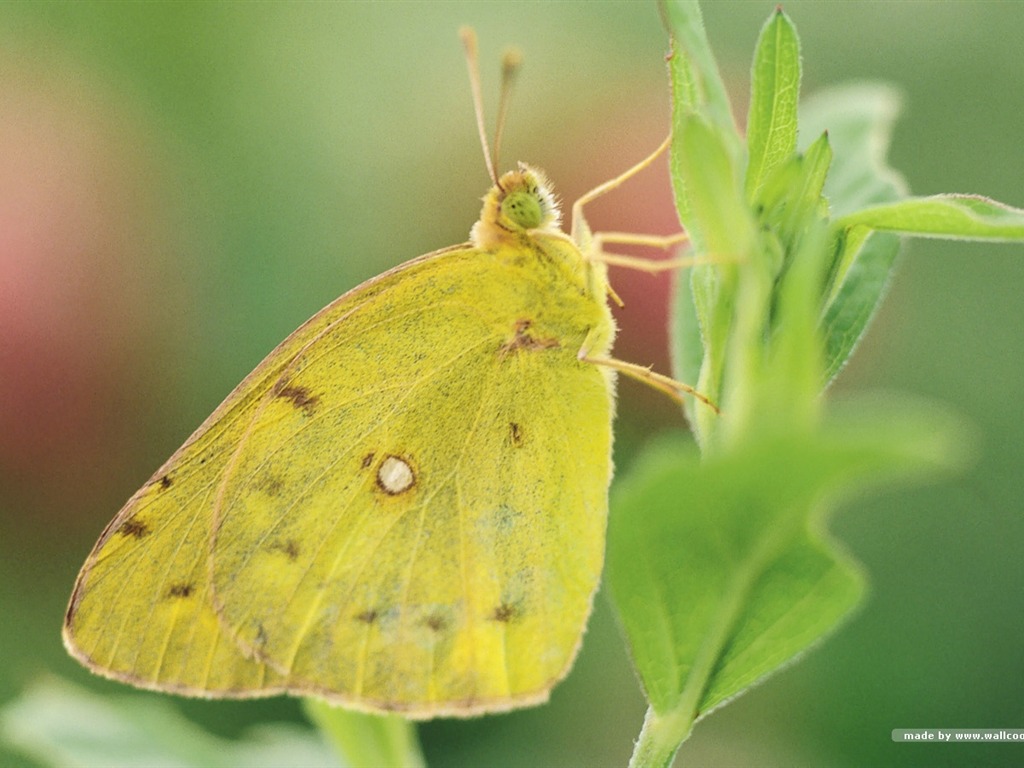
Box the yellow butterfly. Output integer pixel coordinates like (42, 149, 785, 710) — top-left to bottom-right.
(63, 28, 713, 719)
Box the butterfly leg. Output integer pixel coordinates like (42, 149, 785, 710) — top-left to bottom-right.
(570, 138, 730, 274)
(577, 332, 720, 413)
(591, 239, 733, 274)
(571, 136, 720, 413)
(569, 135, 672, 241)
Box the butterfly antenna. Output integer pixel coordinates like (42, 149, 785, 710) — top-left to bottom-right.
(459, 27, 498, 187)
(492, 46, 522, 178)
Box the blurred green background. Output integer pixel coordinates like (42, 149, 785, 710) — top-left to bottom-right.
(1, 2, 1021, 766)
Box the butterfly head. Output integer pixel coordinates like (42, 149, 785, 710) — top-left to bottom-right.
(471, 164, 562, 249)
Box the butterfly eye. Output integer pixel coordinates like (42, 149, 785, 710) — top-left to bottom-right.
(501, 189, 544, 230)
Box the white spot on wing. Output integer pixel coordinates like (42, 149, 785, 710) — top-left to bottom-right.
(377, 455, 414, 495)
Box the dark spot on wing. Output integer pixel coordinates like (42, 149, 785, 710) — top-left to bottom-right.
(158, 475, 173, 489)
(508, 422, 523, 446)
(118, 518, 150, 539)
(274, 382, 319, 415)
(499, 318, 560, 357)
(356, 609, 379, 624)
(261, 475, 284, 497)
(490, 504, 521, 532)
(424, 614, 447, 633)
(490, 602, 519, 623)
(167, 583, 194, 599)
(361, 452, 375, 469)
(268, 539, 300, 561)
(254, 621, 268, 648)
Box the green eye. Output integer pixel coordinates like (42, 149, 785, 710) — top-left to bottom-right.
(502, 190, 544, 229)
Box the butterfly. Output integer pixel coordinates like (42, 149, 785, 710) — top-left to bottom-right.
(63, 27, 714, 719)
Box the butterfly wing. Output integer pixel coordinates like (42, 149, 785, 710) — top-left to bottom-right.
(65, 239, 615, 717)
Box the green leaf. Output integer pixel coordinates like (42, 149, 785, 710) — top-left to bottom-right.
(674, 114, 754, 261)
(754, 132, 832, 260)
(820, 226, 901, 382)
(607, 400, 966, 768)
(303, 700, 424, 768)
(800, 84, 907, 383)
(822, 191, 1024, 386)
(757, 221, 831, 437)
(800, 84, 905, 215)
(671, 113, 757, 445)
(1, 679, 339, 768)
(837, 194, 1024, 241)
(668, 269, 704, 432)
(661, 0, 739, 151)
(744, 8, 801, 202)
(664, 0, 743, 244)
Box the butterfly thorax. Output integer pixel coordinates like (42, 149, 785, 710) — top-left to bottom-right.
(472, 163, 610, 295)
(469, 164, 615, 367)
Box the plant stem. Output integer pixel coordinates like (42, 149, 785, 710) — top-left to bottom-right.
(302, 699, 426, 768)
(628, 705, 695, 768)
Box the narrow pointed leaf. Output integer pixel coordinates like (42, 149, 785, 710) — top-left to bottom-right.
(800, 85, 907, 382)
(671, 113, 757, 443)
(745, 8, 801, 201)
(662, 0, 739, 149)
(664, 0, 743, 249)
(837, 194, 1024, 241)
(800, 84, 905, 214)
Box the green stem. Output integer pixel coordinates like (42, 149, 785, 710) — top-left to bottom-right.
(629, 705, 695, 768)
(302, 699, 426, 768)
